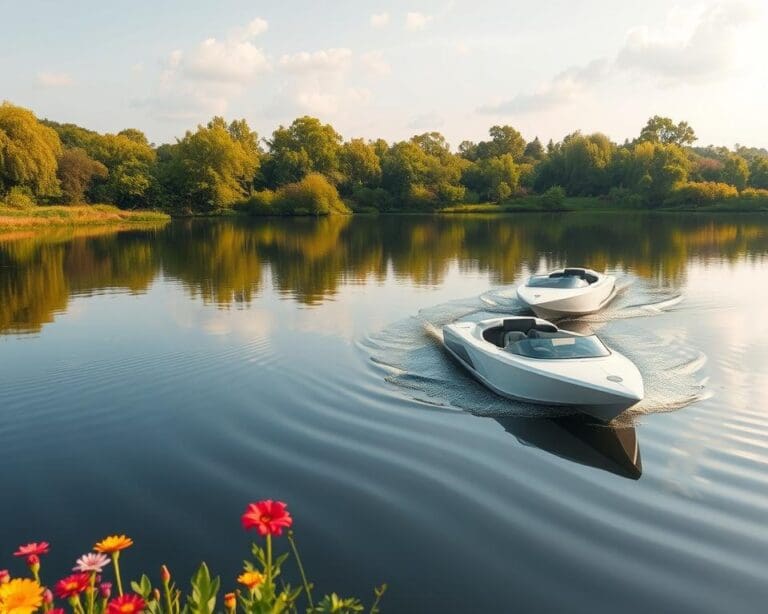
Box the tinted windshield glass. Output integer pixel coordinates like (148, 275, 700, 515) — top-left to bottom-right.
(527, 275, 588, 289)
(506, 335, 609, 359)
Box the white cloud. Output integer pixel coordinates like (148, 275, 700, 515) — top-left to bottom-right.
(408, 111, 444, 129)
(455, 41, 470, 56)
(279, 48, 352, 73)
(477, 1, 757, 116)
(617, 1, 756, 82)
(37, 72, 73, 87)
(405, 12, 433, 31)
(478, 59, 610, 114)
(370, 12, 390, 28)
(360, 51, 391, 76)
(166, 17, 270, 83)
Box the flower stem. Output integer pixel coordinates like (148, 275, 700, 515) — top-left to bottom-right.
(287, 532, 313, 609)
(266, 535, 273, 596)
(163, 579, 173, 614)
(112, 553, 124, 596)
(87, 573, 96, 614)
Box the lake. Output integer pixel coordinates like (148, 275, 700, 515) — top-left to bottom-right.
(2, 213, 768, 613)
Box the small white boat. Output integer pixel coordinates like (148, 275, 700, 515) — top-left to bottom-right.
(516, 268, 615, 319)
(442, 316, 644, 422)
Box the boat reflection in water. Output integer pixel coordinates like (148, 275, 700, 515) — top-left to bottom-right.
(494, 414, 642, 480)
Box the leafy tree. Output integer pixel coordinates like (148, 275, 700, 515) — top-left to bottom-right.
(535, 132, 615, 195)
(0, 102, 62, 198)
(339, 139, 381, 194)
(262, 116, 342, 187)
(523, 137, 545, 161)
(721, 154, 749, 190)
(638, 116, 697, 146)
(749, 157, 768, 189)
(614, 141, 690, 205)
(161, 117, 260, 211)
(462, 126, 526, 161)
(57, 148, 108, 203)
(539, 185, 566, 210)
(462, 154, 519, 202)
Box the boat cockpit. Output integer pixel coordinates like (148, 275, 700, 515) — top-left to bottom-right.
(526, 268, 599, 289)
(482, 318, 609, 360)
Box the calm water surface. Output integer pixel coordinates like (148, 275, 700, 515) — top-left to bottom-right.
(2, 213, 768, 613)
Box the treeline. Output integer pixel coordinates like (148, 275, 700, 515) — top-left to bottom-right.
(1, 100, 768, 214)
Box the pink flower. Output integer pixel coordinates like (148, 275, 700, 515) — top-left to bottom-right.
(13, 543, 50, 558)
(99, 582, 112, 599)
(73, 553, 110, 573)
(0, 569, 9, 584)
(241, 500, 293, 537)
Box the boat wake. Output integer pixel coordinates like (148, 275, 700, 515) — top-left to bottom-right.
(361, 274, 707, 424)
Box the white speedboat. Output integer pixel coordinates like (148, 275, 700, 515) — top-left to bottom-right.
(516, 268, 615, 319)
(442, 316, 644, 421)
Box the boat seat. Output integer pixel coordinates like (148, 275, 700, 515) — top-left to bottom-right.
(528, 329, 572, 339)
(503, 331, 527, 347)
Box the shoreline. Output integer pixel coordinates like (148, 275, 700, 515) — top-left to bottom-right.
(0, 205, 170, 230)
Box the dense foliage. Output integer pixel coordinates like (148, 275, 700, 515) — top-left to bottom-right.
(2, 101, 768, 213)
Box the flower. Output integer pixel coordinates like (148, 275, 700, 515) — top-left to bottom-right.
(0, 570, 9, 584)
(54, 573, 90, 599)
(43, 589, 53, 605)
(106, 594, 145, 614)
(49, 609, 65, 614)
(99, 583, 112, 600)
(73, 553, 110, 573)
(94, 536, 133, 554)
(159, 565, 170, 584)
(241, 501, 293, 536)
(13, 543, 49, 558)
(237, 571, 264, 590)
(224, 592, 236, 610)
(0, 578, 44, 614)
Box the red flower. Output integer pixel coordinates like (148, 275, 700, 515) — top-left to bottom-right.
(107, 594, 146, 614)
(241, 500, 293, 536)
(99, 582, 112, 599)
(13, 542, 50, 557)
(50, 609, 66, 614)
(54, 573, 90, 599)
(0, 569, 10, 584)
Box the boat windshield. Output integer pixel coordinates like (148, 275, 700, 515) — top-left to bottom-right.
(526, 275, 588, 289)
(506, 335, 610, 359)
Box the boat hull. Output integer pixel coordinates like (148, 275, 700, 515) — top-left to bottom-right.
(443, 318, 643, 422)
(517, 274, 616, 319)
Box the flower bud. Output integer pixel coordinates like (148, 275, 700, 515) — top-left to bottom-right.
(152, 588, 161, 602)
(0, 569, 9, 584)
(160, 565, 171, 584)
(44, 589, 54, 604)
(224, 592, 236, 611)
(99, 582, 112, 599)
(26, 555, 40, 575)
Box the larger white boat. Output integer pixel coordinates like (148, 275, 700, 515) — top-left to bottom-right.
(442, 316, 644, 422)
(516, 268, 615, 319)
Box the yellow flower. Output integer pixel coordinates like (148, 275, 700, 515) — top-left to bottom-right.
(237, 571, 264, 590)
(224, 592, 237, 610)
(94, 535, 133, 554)
(0, 578, 44, 614)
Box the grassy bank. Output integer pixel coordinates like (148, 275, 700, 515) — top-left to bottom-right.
(0, 205, 170, 230)
(439, 196, 608, 214)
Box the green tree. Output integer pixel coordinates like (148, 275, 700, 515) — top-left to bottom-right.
(462, 154, 519, 202)
(615, 141, 690, 205)
(523, 137, 545, 161)
(749, 157, 768, 189)
(262, 116, 342, 187)
(721, 154, 749, 190)
(0, 102, 62, 198)
(535, 132, 615, 195)
(339, 139, 381, 194)
(161, 117, 260, 212)
(57, 148, 108, 203)
(638, 116, 697, 146)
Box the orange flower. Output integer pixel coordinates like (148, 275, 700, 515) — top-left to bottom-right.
(94, 536, 133, 554)
(224, 592, 236, 610)
(237, 571, 264, 590)
(0, 578, 44, 614)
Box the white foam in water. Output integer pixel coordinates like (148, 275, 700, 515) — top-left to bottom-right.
(363, 274, 707, 424)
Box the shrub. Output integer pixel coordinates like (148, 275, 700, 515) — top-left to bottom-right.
(607, 187, 645, 208)
(350, 186, 395, 211)
(236, 190, 275, 216)
(741, 187, 768, 199)
(274, 173, 350, 215)
(538, 185, 566, 210)
(0, 500, 386, 614)
(666, 181, 738, 206)
(1, 187, 36, 210)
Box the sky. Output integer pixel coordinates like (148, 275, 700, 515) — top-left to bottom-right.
(1, 0, 767, 149)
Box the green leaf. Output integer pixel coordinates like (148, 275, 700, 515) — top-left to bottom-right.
(186, 563, 220, 614)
